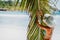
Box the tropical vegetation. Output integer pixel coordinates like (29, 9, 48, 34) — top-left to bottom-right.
(20, 0, 57, 40)
(0, 0, 58, 40)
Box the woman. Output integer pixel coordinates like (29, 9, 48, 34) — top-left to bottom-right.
(36, 10, 54, 40)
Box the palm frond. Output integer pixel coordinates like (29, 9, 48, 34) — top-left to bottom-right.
(0, 0, 57, 40)
(20, 0, 57, 40)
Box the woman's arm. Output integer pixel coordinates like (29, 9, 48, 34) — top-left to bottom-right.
(36, 19, 54, 40)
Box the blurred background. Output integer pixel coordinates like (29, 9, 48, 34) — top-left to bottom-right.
(0, 0, 60, 40)
(0, 11, 60, 40)
(0, 11, 30, 40)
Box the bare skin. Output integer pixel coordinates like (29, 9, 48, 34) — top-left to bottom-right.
(36, 19, 53, 40)
(36, 10, 54, 40)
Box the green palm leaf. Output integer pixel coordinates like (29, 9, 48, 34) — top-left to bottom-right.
(20, 0, 57, 40)
(0, 0, 57, 40)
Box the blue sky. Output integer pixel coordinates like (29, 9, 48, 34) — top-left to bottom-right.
(56, 0, 60, 9)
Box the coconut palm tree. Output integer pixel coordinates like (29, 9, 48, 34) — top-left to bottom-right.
(19, 0, 57, 40)
(0, 0, 58, 40)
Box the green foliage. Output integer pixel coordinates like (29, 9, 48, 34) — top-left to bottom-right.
(0, 0, 14, 9)
(0, 0, 56, 40)
(20, 0, 56, 40)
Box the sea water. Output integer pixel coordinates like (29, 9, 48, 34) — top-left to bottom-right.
(0, 11, 30, 40)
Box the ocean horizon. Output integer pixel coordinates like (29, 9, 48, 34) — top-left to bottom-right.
(0, 11, 60, 40)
